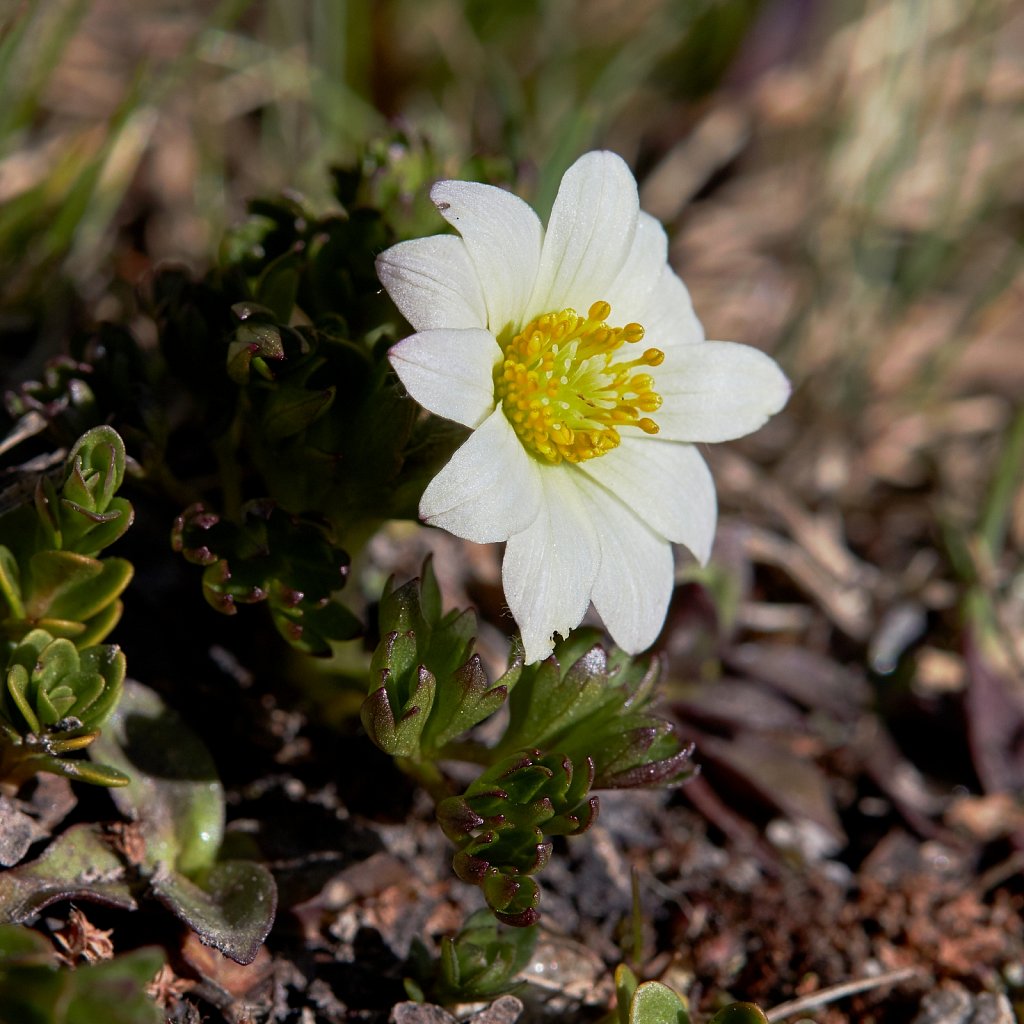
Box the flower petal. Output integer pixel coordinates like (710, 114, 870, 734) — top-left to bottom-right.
(376, 235, 487, 331)
(529, 151, 640, 316)
(603, 212, 669, 326)
(638, 264, 705, 348)
(421, 409, 542, 543)
(578, 438, 717, 563)
(654, 341, 790, 442)
(573, 472, 674, 653)
(389, 328, 501, 428)
(430, 179, 542, 337)
(502, 468, 600, 664)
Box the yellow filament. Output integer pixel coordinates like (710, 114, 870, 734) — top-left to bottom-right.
(494, 300, 664, 464)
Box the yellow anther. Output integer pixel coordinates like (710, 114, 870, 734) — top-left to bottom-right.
(494, 300, 665, 464)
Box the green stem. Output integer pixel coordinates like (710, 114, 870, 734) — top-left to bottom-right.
(395, 756, 453, 806)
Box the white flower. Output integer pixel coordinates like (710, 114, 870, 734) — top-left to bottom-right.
(377, 151, 789, 664)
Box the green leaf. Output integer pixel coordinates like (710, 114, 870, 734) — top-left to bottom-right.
(87, 680, 223, 876)
(630, 981, 690, 1024)
(614, 964, 640, 1024)
(364, 563, 513, 758)
(151, 860, 277, 966)
(64, 426, 126, 513)
(438, 908, 537, 1002)
(0, 824, 136, 923)
(0, 546, 25, 620)
(0, 928, 164, 1024)
(39, 557, 133, 628)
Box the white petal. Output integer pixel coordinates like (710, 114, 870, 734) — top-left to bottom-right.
(578, 438, 717, 563)
(573, 472, 674, 653)
(421, 409, 542, 543)
(654, 341, 790, 442)
(638, 264, 705, 349)
(389, 329, 500, 428)
(502, 468, 600, 663)
(603, 212, 669, 326)
(376, 235, 487, 331)
(529, 151, 640, 316)
(430, 179, 542, 337)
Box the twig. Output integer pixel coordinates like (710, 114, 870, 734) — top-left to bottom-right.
(765, 966, 924, 1021)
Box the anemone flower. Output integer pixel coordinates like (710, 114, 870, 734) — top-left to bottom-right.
(377, 151, 789, 663)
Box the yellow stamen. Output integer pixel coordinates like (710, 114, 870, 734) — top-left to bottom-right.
(494, 300, 664, 464)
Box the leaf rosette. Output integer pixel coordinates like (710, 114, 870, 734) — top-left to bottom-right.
(0, 628, 128, 787)
(437, 749, 598, 927)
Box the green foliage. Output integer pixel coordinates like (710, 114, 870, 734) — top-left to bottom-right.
(0, 426, 134, 787)
(436, 908, 537, 1003)
(438, 750, 598, 926)
(171, 499, 359, 655)
(0, 629, 127, 788)
(87, 680, 277, 964)
(362, 559, 519, 758)
(0, 425, 134, 647)
(496, 632, 697, 789)
(0, 681, 277, 964)
(612, 965, 769, 1024)
(0, 924, 164, 1024)
(363, 565, 696, 927)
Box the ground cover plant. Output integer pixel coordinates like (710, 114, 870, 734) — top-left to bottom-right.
(1, 2, 1023, 1023)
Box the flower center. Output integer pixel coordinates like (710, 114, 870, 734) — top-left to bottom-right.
(494, 300, 664, 464)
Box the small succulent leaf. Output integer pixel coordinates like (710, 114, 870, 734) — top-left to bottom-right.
(630, 981, 690, 1024)
(360, 683, 399, 752)
(37, 683, 78, 726)
(420, 555, 442, 624)
(62, 496, 134, 554)
(65, 425, 126, 513)
(0, 546, 25, 620)
(5, 664, 40, 734)
(607, 647, 662, 708)
(0, 823, 136, 923)
(615, 964, 640, 1024)
(23, 551, 102, 620)
(500, 637, 622, 754)
(422, 655, 509, 753)
(50, 758, 130, 787)
(34, 475, 63, 548)
(482, 870, 537, 917)
(706, 1004, 769, 1024)
(261, 384, 337, 441)
(546, 795, 599, 836)
(437, 798, 487, 843)
(73, 645, 126, 730)
(87, 680, 224, 877)
(59, 946, 166, 1024)
(151, 859, 277, 965)
(73, 600, 124, 648)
